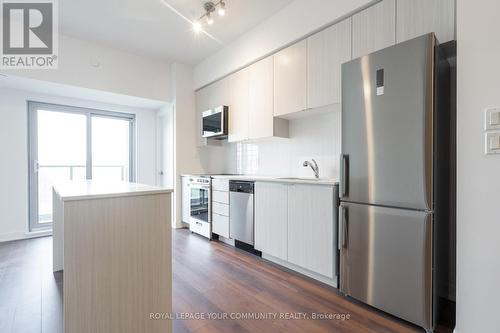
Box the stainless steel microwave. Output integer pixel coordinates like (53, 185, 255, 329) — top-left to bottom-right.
(202, 106, 228, 138)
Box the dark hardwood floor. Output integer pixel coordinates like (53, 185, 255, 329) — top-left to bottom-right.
(0, 229, 454, 333)
(0, 236, 63, 333)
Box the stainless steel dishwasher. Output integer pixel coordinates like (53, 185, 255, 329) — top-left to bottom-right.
(229, 181, 254, 246)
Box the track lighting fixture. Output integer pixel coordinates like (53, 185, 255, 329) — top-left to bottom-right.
(192, 0, 227, 33)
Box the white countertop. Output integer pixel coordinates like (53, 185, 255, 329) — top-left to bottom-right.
(53, 181, 173, 201)
(207, 174, 339, 186)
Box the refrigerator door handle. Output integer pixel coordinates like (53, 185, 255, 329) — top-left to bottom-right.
(342, 206, 349, 249)
(341, 154, 349, 197)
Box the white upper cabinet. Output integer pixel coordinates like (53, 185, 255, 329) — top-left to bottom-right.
(227, 68, 250, 143)
(248, 57, 274, 139)
(194, 85, 211, 147)
(195, 79, 228, 146)
(254, 182, 288, 261)
(287, 184, 335, 278)
(352, 0, 396, 59)
(274, 40, 307, 117)
(195, 0, 455, 144)
(248, 56, 289, 140)
(307, 18, 352, 109)
(207, 77, 228, 109)
(396, 0, 456, 44)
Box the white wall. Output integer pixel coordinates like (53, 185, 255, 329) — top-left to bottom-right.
(220, 109, 341, 179)
(170, 63, 229, 227)
(1, 34, 172, 102)
(156, 105, 175, 188)
(171, 63, 204, 228)
(193, 0, 374, 89)
(456, 0, 500, 332)
(0, 87, 159, 242)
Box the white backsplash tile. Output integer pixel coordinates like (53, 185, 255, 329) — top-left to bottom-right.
(215, 109, 341, 179)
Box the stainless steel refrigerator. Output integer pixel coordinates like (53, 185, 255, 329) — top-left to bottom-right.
(339, 33, 455, 332)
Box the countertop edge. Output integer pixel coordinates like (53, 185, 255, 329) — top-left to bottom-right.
(53, 181, 174, 202)
(208, 175, 339, 186)
(55, 188, 173, 202)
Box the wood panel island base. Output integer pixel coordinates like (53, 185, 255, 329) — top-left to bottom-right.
(52, 181, 173, 333)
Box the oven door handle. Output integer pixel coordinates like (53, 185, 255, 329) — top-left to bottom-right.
(190, 185, 211, 190)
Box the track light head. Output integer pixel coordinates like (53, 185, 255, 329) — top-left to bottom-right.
(206, 12, 214, 25)
(218, 1, 226, 16)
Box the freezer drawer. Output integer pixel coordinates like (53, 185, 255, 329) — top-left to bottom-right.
(340, 202, 432, 330)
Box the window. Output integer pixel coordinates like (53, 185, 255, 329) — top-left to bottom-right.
(28, 102, 135, 231)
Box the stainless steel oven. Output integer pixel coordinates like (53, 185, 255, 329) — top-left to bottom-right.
(202, 106, 228, 138)
(188, 176, 211, 239)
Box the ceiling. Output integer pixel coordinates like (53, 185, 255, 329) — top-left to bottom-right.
(59, 0, 293, 64)
(0, 75, 169, 109)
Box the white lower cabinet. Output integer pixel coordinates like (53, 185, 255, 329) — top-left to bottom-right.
(212, 190, 229, 204)
(212, 213, 229, 238)
(211, 178, 230, 239)
(254, 182, 336, 279)
(287, 184, 335, 278)
(254, 182, 288, 261)
(212, 202, 229, 216)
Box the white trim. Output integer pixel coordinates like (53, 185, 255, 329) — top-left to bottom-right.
(0, 229, 52, 243)
(217, 235, 235, 246)
(262, 253, 338, 288)
(174, 222, 189, 229)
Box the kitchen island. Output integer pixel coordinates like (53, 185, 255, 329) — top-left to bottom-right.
(52, 181, 172, 333)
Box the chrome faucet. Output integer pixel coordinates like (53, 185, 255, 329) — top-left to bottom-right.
(303, 159, 319, 179)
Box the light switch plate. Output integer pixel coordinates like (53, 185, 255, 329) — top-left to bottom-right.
(485, 108, 500, 130)
(485, 132, 500, 154)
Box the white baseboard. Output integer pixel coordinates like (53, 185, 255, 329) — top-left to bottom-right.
(174, 221, 189, 229)
(217, 235, 235, 246)
(262, 253, 338, 288)
(0, 229, 52, 243)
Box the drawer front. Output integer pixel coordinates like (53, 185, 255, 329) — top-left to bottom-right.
(212, 213, 230, 238)
(212, 190, 229, 204)
(189, 219, 211, 238)
(212, 202, 229, 216)
(212, 179, 229, 191)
